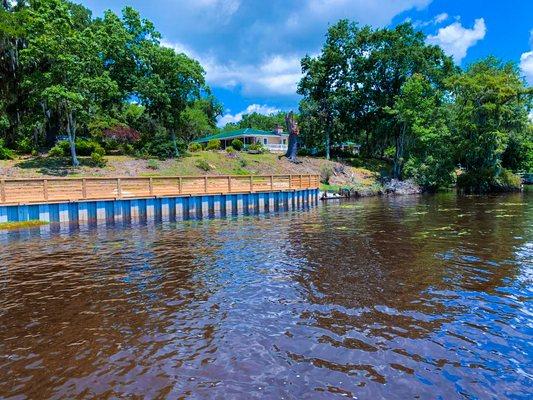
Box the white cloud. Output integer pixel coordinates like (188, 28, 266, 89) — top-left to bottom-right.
(427, 18, 486, 63)
(519, 30, 533, 86)
(162, 40, 302, 96)
(411, 12, 448, 27)
(217, 104, 281, 127)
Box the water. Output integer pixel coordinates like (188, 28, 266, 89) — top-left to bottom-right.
(1, 192, 532, 399)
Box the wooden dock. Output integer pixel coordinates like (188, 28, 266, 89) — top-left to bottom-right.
(0, 174, 320, 205)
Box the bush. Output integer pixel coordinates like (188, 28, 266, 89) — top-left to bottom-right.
(320, 164, 334, 184)
(231, 139, 243, 151)
(48, 139, 105, 157)
(48, 142, 67, 157)
(147, 159, 159, 170)
(188, 142, 202, 152)
(205, 139, 221, 151)
(247, 142, 265, 153)
(17, 137, 35, 154)
(140, 131, 177, 160)
(457, 168, 522, 193)
(90, 152, 106, 167)
(195, 159, 211, 171)
(0, 139, 14, 160)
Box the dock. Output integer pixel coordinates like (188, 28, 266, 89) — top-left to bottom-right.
(0, 174, 320, 224)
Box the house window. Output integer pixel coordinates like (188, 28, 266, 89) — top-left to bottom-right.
(282, 139, 286, 144)
(263, 138, 268, 145)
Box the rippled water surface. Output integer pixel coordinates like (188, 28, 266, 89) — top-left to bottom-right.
(1, 192, 532, 399)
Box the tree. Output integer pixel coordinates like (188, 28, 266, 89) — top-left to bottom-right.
(298, 20, 456, 170)
(283, 111, 299, 162)
(448, 57, 532, 193)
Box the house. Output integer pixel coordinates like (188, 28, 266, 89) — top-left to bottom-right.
(193, 127, 289, 153)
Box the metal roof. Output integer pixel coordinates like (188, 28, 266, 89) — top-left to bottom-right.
(194, 128, 288, 143)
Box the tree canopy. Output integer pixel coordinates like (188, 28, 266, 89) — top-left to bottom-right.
(0, 0, 220, 163)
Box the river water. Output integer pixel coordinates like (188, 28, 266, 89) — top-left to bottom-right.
(0, 191, 532, 399)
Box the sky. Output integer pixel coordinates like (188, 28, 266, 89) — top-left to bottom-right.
(79, 0, 533, 126)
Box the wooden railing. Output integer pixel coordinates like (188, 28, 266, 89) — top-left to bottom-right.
(0, 174, 320, 205)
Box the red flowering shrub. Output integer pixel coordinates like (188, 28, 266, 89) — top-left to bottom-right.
(103, 125, 141, 143)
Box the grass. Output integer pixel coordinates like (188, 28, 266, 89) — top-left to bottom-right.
(0, 220, 49, 230)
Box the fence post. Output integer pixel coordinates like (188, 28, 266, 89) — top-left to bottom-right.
(289, 175, 292, 189)
(270, 175, 274, 190)
(250, 175, 253, 192)
(228, 176, 232, 193)
(308, 175, 312, 188)
(0, 179, 5, 203)
(149, 178, 153, 195)
(178, 177, 182, 194)
(117, 178, 122, 198)
(43, 179, 49, 200)
(82, 179, 87, 199)
(204, 176, 208, 193)
(299, 174, 303, 189)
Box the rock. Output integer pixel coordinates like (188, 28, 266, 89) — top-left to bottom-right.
(383, 179, 422, 195)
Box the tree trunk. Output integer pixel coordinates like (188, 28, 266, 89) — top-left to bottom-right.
(392, 124, 405, 180)
(171, 132, 180, 157)
(325, 127, 330, 160)
(284, 112, 299, 162)
(66, 110, 79, 167)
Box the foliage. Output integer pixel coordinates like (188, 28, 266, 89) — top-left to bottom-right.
(447, 57, 532, 192)
(103, 125, 141, 143)
(225, 146, 236, 154)
(231, 139, 243, 151)
(48, 139, 105, 157)
(139, 129, 179, 160)
(0, 139, 14, 159)
(147, 159, 159, 170)
(247, 142, 265, 153)
(195, 159, 211, 171)
(90, 152, 106, 167)
(221, 112, 287, 131)
(320, 164, 334, 184)
(0, 0, 214, 163)
(205, 139, 221, 151)
(187, 142, 202, 152)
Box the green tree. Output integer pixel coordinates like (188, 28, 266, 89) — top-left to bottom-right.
(447, 57, 532, 193)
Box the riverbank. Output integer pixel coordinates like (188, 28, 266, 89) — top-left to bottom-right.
(0, 152, 382, 190)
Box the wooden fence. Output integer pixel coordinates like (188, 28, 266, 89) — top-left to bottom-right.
(0, 174, 320, 205)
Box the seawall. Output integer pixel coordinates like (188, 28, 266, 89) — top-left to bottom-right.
(0, 189, 319, 225)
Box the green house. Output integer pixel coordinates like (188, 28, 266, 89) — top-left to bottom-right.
(194, 127, 289, 153)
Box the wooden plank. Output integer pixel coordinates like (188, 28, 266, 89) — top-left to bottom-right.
(1, 179, 5, 203)
(0, 174, 317, 204)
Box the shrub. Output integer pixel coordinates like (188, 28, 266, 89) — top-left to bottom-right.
(147, 159, 159, 170)
(231, 139, 243, 151)
(90, 152, 106, 167)
(195, 159, 211, 171)
(205, 139, 221, 151)
(119, 143, 135, 155)
(247, 142, 265, 153)
(0, 139, 14, 160)
(188, 142, 202, 152)
(457, 168, 522, 193)
(17, 137, 35, 154)
(140, 131, 177, 160)
(320, 164, 334, 184)
(48, 139, 105, 157)
(103, 125, 141, 143)
(48, 140, 69, 157)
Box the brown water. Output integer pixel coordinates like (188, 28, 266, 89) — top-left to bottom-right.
(1, 192, 532, 399)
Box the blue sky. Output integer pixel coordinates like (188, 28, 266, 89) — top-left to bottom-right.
(79, 0, 533, 126)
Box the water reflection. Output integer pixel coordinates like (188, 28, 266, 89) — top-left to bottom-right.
(1, 193, 531, 399)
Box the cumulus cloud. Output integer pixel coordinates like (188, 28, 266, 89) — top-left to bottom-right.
(217, 104, 281, 127)
(162, 40, 302, 96)
(519, 30, 533, 86)
(427, 18, 486, 63)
